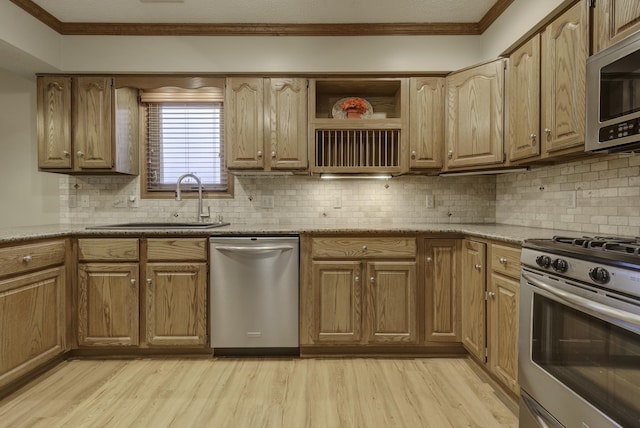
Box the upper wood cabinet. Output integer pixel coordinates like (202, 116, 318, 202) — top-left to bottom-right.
(409, 77, 445, 170)
(225, 77, 307, 171)
(37, 76, 139, 175)
(445, 59, 505, 169)
(507, 34, 541, 162)
(308, 78, 409, 174)
(541, 0, 589, 155)
(594, 0, 640, 53)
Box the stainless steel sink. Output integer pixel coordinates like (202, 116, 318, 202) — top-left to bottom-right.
(86, 222, 230, 230)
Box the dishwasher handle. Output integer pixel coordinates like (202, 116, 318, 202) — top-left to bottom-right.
(214, 245, 294, 253)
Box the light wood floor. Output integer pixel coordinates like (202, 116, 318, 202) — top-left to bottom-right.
(0, 357, 518, 428)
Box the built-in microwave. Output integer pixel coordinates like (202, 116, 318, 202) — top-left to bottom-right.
(586, 30, 640, 153)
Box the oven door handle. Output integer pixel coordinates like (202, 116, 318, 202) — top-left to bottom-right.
(521, 392, 564, 428)
(522, 272, 640, 328)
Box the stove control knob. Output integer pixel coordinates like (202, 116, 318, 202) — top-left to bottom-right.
(551, 258, 568, 273)
(536, 255, 552, 268)
(589, 267, 610, 284)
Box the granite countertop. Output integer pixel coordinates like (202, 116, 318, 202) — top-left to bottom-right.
(0, 222, 580, 246)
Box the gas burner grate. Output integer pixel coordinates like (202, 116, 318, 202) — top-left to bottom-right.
(602, 242, 640, 256)
(551, 235, 639, 251)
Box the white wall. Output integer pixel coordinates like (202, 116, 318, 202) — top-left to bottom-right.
(0, 69, 60, 227)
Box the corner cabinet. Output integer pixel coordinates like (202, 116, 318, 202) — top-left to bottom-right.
(460, 239, 487, 361)
(444, 59, 505, 170)
(225, 77, 308, 171)
(301, 235, 417, 347)
(308, 78, 409, 174)
(424, 239, 460, 343)
(0, 240, 66, 389)
(409, 77, 445, 170)
(594, 0, 640, 53)
(37, 76, 139, 175)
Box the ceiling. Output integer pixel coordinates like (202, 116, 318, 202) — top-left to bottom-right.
(10, 0, 514, 36)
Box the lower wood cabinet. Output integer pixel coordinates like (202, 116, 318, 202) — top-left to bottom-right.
(303, 236, 417, 347)
(424, 239, 460, 343)
(76, 237, 207, 349)
(461, 239, 487, 361)
(0, 265, 66, 388)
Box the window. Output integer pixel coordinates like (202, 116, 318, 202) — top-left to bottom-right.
(141, 87, 231, 198)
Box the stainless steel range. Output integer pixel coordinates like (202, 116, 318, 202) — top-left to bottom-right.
(519, 236, 640, 428)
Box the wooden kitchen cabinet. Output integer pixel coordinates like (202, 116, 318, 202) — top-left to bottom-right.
(460, 239, 486, 361)
(77, 238, 140, 347)
(226, 77, 307, 171)
(144, 238, 207, 347)
(541, 0, 589, 155)
(37, 76, 139, 174)
(424, 239, 460, 343)
(594, 0, 640, 54)
(487, 243, 521, 395)
(445, 59, 505, 169)
(308, 78, 409, 174)
(409, 77, 445, 169)
(0, 240, 66, 389)
(302, 236, 417, 346)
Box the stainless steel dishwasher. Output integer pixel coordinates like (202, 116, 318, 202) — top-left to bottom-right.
(209, 236, 299, 355)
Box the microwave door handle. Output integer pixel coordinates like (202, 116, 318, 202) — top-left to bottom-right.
(521, 392, 564, 428)
(522, 272, 640, 329)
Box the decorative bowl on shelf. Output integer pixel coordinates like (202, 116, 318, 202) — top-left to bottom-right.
(332, 97, 373, 119)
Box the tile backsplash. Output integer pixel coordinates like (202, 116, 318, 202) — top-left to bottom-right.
(496, 153, 640, 236)
(59, 174, 496, 227)
(59, 153, 640, 234)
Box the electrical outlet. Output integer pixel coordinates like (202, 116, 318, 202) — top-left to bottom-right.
(333, 197, 342, 209)
(262, 195, 275, 209)
(426, 195, 435, 208)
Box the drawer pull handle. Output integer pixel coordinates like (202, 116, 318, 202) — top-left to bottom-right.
(499, 257, 508, 264)
(22, 255, 33, 263)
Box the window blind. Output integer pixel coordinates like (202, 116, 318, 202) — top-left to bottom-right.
(144, 100, 227, 193)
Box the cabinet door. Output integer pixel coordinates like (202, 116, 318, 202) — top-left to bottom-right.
(541, 1, 588, 154)
(445, 59, 505, 168)
(507, 34, 541, 162)
(366, 261, 417, 344)
(424, 239, 460, 343)
(311, 261, 362, 343)
(77, 263, 139, 346)
(225, 77, 264, 169)
(267, 78, 307, 170)
(409, 77, 444, 169)
(594, 0, 640, 53)
(145, 263, 207, 347)
(73, 77, 113, 170)
(488, 273, 519, 394)
(0, 267, 65, 389)
(37, 76, 72, 169)
(460, 239, 486, 362)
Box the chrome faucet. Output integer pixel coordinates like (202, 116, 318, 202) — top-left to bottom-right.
(175, 173, 210, 223)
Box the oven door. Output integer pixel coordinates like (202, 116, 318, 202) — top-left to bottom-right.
(519, 269, 640, 428)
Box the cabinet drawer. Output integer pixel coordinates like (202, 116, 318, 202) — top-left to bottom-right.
(78, 238, 139, 261)
(312, 237, 416, 259)
(0, 240, 66, 277)
(491, 244, 521, 279)
(146, 238, 207, 261)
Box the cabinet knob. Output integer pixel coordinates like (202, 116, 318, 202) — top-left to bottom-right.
(271, 151, 276, 158)
(499, 257, 508, 264)
(257, 150, 263, 159)
(426, 257, 432, 262)
(63, 150, 70, 157)
(362, 245, 367, 252)
(22, 255, 32, 263)
(487, 291, 496, 299)
(355, 276, 360, 282)
(529, 134, 536, 140)
(544, 128, 551, 136)
(474, 264, 482, 271)
(370, 277, 375, 284)
(146, 278, 152, 285)
(130, 279, 136, 285)
(411, 151, 417, 159)
(76, 151, 84, 158)
(447, 150, 453, 159)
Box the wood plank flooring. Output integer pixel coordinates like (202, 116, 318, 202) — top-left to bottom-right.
(0, 357, 518, 427)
